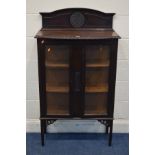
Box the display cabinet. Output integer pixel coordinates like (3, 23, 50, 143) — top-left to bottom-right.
(35, 8, 120, 146)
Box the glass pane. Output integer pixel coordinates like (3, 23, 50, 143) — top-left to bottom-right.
(85, 45, 110, 115)
(46, 93, 69, 115)
(85, 94, 108, 115)
(46, 46, 69, 64)
(45, 45, 69, 115)
(86, 45, 110, 66)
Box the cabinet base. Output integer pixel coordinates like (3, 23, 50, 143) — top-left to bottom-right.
(40, 119, 113, 146)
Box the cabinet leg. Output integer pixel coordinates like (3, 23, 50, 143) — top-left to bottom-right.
(106, 126, 109, 134)
(108, 120, 113, 146)
(41, 120, 45, 146)
(44, 120, 47, 134)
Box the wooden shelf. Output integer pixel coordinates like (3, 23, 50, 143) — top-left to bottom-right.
(46, 62, 109, 68)
(46, 84, 108, 93)
(46, 62, 69, 68)
(86, 61, 109, 68)
(46, 85, 69, 93)
(85, 85, 108, 93)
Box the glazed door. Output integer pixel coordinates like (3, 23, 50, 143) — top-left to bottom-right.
(84, 45, 110, 116)
(45, 45, 70, 116)
(45, 44, 85, 117)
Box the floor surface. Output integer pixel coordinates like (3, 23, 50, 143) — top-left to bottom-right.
(26, 133, 129, 155)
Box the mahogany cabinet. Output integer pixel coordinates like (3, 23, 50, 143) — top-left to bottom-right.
(35, 8, 120, 146)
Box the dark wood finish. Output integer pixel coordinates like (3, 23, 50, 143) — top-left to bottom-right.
(35, 8, 120, 146)
(107, 39, 118, 117)
(37, 39, 46, 117)
(106, 126, 109, 134)
(69, 46, 85, 117)
(35, 29, 120, 39)
(40, 120, 45, 146)
(40, 8, 115, 29)
(109, 120, 113, 146)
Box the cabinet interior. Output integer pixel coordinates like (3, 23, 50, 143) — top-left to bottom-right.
(45, 45, 110, 116)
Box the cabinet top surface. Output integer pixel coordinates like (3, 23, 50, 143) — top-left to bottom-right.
(35, 28, 120, 39)
(35, 8, 120, 40)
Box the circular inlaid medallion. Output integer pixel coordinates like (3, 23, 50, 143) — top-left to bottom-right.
(70, 12, 85, 28)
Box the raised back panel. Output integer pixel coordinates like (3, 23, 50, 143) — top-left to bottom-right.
(40, 8, 115, 29)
